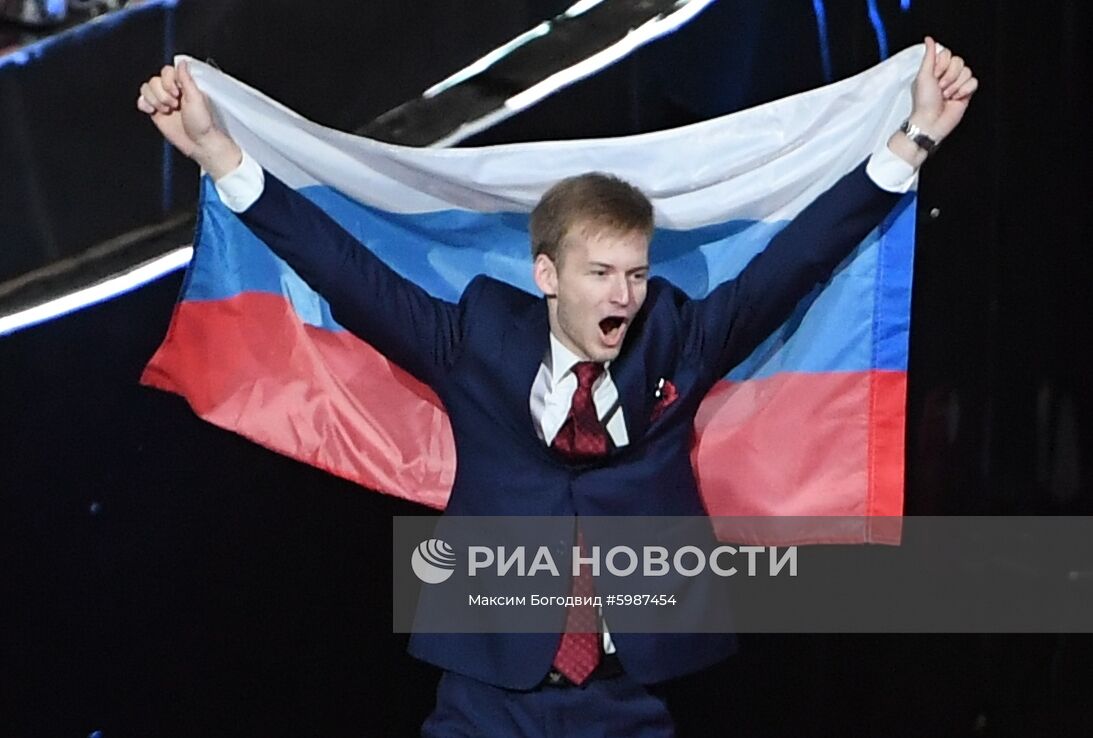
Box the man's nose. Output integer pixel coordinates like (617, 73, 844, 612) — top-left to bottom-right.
(609, 276, 631, 305)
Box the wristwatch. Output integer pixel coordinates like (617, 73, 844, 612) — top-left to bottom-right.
(900, 120, 939, 156)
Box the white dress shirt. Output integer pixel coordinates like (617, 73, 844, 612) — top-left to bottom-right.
(530, 334, 629, 449)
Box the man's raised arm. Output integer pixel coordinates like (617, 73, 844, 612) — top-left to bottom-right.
(683, 37, 978, 379)
(137, 62, 473, 388)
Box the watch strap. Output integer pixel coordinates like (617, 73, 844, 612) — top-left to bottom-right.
(900, 120, 939, 156)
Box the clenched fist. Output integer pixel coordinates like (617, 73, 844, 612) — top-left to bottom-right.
(137, 61, 242, 179)
(910, 36, 978, 142)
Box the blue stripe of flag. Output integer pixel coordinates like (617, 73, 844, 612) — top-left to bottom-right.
(187, 178, 913, 376)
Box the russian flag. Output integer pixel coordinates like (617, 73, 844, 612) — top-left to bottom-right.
(143, 47, 923, 542)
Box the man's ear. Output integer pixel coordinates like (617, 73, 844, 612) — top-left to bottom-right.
(533, 253, 558, 297)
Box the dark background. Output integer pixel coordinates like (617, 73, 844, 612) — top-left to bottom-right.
(3, 0, 1092, 736)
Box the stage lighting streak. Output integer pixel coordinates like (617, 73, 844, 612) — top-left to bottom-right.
(563, 0, 607, 18)
(901, 0, 911, 11)
(431, 0, 718, 147)
(865, 0, 890, 59)
(0, 246, 192, 336)
(161, 3, 176, 214)
(505, 2, 714, 116)
(810, 0, 834, 83)
(161, 133, 174, 215)
(422, 22, 551, 98)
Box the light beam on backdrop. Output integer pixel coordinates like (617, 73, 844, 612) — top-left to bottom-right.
(866, 0, 891, 59)
(810, 0, 834, 82)
(0, 247, 192, 336)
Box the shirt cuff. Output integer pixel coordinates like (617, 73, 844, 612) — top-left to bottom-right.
(866, 143, 918, 194)
(213, 149, 265, 212)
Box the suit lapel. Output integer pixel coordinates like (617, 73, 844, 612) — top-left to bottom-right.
(608, 332, 652, 452)
(500, 299, 554, 454)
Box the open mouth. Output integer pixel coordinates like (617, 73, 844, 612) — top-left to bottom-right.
(598, 316, 627, 345)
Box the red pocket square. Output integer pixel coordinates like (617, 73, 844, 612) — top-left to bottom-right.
(650, 379, 678, 422)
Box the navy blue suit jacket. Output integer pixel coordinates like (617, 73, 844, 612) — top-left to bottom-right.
(236, 160, 901, 689)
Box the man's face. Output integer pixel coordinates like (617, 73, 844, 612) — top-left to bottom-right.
(534, 222, 650, 363)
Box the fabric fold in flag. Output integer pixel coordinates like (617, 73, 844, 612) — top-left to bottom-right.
(143, 46, 924, 543)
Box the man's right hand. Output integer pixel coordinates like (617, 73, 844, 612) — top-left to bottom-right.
(137, 62, 242, 180)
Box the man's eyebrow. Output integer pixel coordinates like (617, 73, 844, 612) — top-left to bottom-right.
(587, 262, 650, 273)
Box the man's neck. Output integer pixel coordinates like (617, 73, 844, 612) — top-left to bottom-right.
(547, 332, 608, 385)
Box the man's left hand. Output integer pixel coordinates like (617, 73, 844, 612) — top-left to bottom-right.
(909, 36, 979, 142)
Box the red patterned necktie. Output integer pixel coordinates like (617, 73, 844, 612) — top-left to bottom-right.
(551, 362, 609, 462)
(550, 361, 607, 684)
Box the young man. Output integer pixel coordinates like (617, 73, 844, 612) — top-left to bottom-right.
(139, 38, 976, 736)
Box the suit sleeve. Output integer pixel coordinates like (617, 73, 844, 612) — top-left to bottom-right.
(236, 169, 473, 388)
(680, 158, 904, 381)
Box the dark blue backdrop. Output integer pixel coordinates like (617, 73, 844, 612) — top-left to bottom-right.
(3, 1, 1092, 736)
